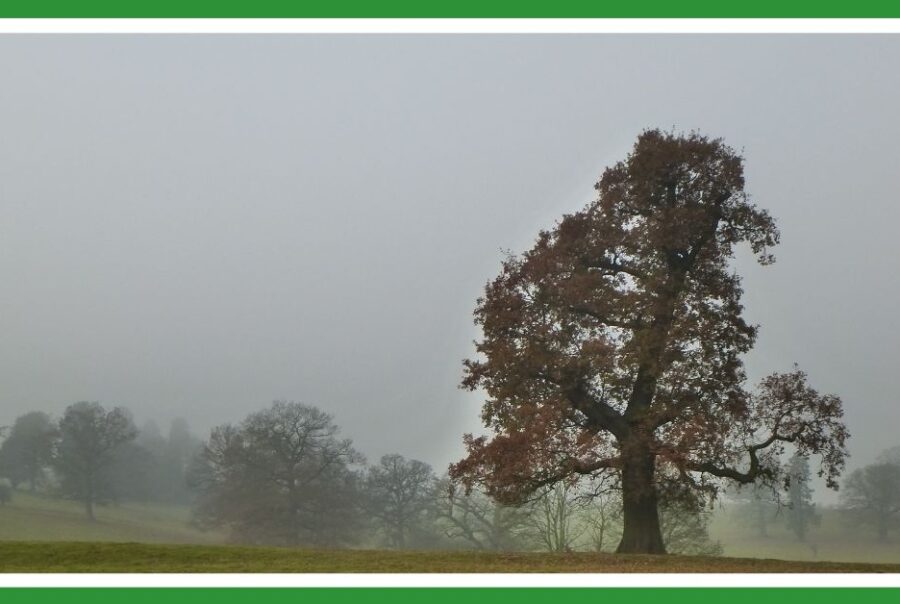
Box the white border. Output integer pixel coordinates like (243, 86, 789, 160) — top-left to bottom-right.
(2, 573, 900, 587)
(0, 16, 898, 587)
(0, 18, 898, 34)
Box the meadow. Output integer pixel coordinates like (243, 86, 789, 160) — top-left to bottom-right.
(0, 491, 221, 545)
(3, 489, 900, 571)
(710, 506, 900, 565)
(3, 541, 900, 573)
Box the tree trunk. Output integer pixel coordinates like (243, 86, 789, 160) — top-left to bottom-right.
(616, 447, 666, 554)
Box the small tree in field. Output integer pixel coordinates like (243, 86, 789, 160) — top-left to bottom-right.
(0, 480, 12, 505)
(54, 402, 137, 520)
(451, 130, 849, 554)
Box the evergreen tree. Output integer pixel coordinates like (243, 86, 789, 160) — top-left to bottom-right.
(785, 454, 819, 542)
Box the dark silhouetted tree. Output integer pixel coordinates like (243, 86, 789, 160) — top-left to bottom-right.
(54, 402, 137, 520)
(0, 411, 56, 491)
(365, 454, 436, 548)
(190, 401, 364, 547)
(451, 130, 849, 554)
(785, 454, 819, 542)
(841, 462, 900, 542)
(0, 480, 11, 505)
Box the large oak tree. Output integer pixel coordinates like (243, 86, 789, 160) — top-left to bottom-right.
(451, 130, 849, 554)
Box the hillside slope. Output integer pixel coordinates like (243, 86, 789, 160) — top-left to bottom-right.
(0, 491, 220, 544)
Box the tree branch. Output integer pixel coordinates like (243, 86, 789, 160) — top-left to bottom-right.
(684, 427, 804, 484)
(567, 304, 642, 330)
(581, 255, 646, 280)
(565, 384, 630, 439)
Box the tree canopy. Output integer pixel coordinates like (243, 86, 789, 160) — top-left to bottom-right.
(842, 461, 900, 542)
(190, 400, 364, 547)
(0, 411, 56, 490)
(365, 454, 436, 548)
(451, 130, 849, 554)
(54, 402, 138, 520)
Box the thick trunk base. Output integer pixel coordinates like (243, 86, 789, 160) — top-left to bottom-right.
(615, 447, 666, 555)
(616, 507, 666, 554)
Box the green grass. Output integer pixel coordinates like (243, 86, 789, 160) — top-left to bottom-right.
(710, 506, 900, 565)
(0, 491, 222, 544)
(4, 541, 900, 572)
(3, 490, 900, 571)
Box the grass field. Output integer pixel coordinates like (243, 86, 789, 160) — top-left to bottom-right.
(3, 489, 900, 571)
(4, 541, 900, 572)
(0, 491, 222, 544)
(710, 506, 900, 565)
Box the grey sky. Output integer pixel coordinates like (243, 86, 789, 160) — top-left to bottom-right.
(1, 35, 898, 488)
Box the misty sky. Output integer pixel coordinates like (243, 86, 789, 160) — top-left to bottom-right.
(1, 35, 899, 491)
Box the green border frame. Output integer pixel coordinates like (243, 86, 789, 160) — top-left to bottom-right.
(2, 1, 900, 18)
(1, 1, 898, 598)
(1, 590, 899, 604)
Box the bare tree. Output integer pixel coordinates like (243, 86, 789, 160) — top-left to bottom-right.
(365, 454, 436, 548)
(583, 491, 623, 552)
(526, 483, 585, 552)
(190, 401, 364, 547)
(434, 478, 530, 551)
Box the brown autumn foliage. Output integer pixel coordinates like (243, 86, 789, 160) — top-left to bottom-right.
(450, 129, 849, 554)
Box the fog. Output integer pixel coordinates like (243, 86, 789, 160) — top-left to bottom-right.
(1, 34, 899, 494)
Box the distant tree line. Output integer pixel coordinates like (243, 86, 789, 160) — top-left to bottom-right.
(0, 403, 200, 518)
(0, 399, 722, 554)
(840, 447, 900, 542)
(20, 398, 900, 553)
(185, 400, 721, 551)
(727, 448, 900, 547)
